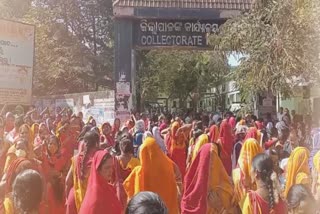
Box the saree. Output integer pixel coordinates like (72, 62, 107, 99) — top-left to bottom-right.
(182, 143, 234, 214)
(1, 158, 45, 214)
(242, 191, 287, 214)
(100, 122, 115, 148)
(191, 134, 209, 162)
(114, 156, 140, 208)
(284, 147, 311, 197)
(313, 150, 320, 196)
(233, 138, 263, 209)
(68, 150, 97, 212)
(30, 123, 39, 144)
(219, 120, 234, 176)
(42, 149, 70, 214)
(79, 151, 122, 214)
(124, 137, 179, 214)
(245, 127, 262, 143)
(209, 124, 219, 143)
(166, 121, 187, 178)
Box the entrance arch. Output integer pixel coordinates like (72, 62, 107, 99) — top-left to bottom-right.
(113, 0, 253, 121)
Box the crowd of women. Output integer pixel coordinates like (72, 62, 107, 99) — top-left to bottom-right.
(0, 105, 319, 214)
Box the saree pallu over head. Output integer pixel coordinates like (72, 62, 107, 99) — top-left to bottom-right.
(166, 121, 187, 178)
(124, 137, 179, 214)
(79, 150, 122, 214)
(30, 123, 39, 144)
(284, 147, 310, 197)
(245, 127, 261, 142)
(219, 120, 234, 175)
(209, 124, 219, 143)
(72, 149, 97, 211)
(182, 143, 234, 214)
(191, 134, 209, 162)
(238, 138, 263, 188)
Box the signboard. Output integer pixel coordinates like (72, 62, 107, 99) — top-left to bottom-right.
(133, 19, 225, 48)
(33, 90, 115, 126)
(0, 19, 35, 104)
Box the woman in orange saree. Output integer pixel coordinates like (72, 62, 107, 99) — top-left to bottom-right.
(0, 158, 46, 214)
(181, 143, 234, 214)
(218, 119, 234, 176)
(42, 135, 70, 214)
(3, 124, 34, 174)
(124, 137, 180, 214)
(284, 147, 311, 197)
(233, 138, 263, 210)
(165, 121, 187, 178)
(65, 131, 99, 214)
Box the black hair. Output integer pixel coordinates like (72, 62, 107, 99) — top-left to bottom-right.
(15, 116, 24, 129)
(126, 191, 168, 214)
(98, 152, 112, 171)
(80, 131, 99, 180)
(287, 184, 315, 210)
(47, 135, 60, 155)
(13, 169, 43, 214)
(252, 153, 275, 213)
(77, 125, 93, 141)
(120, 138, 134, 154)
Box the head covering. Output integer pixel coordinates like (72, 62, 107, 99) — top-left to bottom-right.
(4, 112, 14, 133)
(152, 127, 167, 154)
(284, 147, 310, 197)
(238, 138, 263, 188)
(191, 134, 209, 162)
(142, 131, 153, 142)
(235, 125, 248, 135)
(135, 120, 145, 133)
(79, 150, 122, 214)
(123, 137, 179, 214)
(182, 143, 233, 214)
(228, 116, 236, 129)
(309, 128, 320, 168)
(209, 124, 219, 143)
(219, 120, 234, 175)
(30, 123, 39, 143)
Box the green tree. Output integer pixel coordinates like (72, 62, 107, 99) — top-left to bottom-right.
(137, 50, 230, 110)
(210, 0, 320, 97)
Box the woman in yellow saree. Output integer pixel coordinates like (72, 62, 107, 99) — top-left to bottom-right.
(233, 138, 263, 210)
(181, 143, 234, 214)
(186, 133, 209, 169)
(124, 137, 179, 214)
(65, 131, 99, 214)
(284, 147, 311, 197)
(312, 150, 320, 199)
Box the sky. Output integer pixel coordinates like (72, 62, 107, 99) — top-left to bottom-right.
(227, 53, 243, 67)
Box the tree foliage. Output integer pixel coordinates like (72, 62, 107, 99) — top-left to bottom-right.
(1, 0, 114, 96)
(210, 0, 320, 97)
(137, 50, 230, 109)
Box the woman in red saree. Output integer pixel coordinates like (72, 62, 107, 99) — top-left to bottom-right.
(112, 118, 121, 138)
(209, 122, 220, 143)
(42, 135, 70, 214)
(181, 143, 235, 214)
(79, 150, 122, 214)
(100, 122, 115, 149)
(65, 131, 99, 214)
(218, 119, 234, 176)
(165, 121, 187, 178)
(242, 153, 287, 214)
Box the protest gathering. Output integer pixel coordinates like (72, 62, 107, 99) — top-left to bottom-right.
(0, 105, 319, 214)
